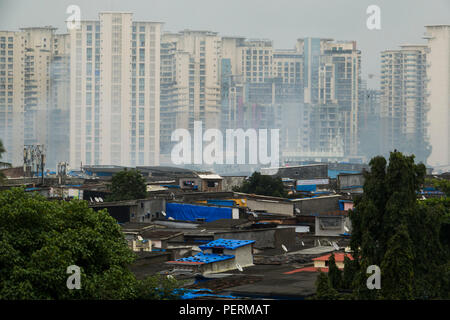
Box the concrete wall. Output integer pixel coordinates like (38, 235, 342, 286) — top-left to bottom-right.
(315, 216, 345, 236)
(132, 198, 166, 222)
(221, 176, 246, 191)
(262, 164, 328, 179)
(246, 198, 293, 216)
(201, 258, 236, 274)
(293, 195, 341, 215)
(224, 245, 253, 268)
(338, 173, 364, 193)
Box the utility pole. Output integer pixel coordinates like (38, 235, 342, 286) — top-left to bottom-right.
(23, 144, 46, 185)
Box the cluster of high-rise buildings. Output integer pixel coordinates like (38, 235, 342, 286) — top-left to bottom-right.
(0, 12, 449, 170)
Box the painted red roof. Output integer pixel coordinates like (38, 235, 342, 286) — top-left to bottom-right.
(312, 253, 353, 262)
(284, 267, 329, 274)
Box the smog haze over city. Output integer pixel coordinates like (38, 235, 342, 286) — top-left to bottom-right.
(0, 0, 450, 307)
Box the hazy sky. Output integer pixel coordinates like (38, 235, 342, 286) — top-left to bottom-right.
(1, 0, 449, 88)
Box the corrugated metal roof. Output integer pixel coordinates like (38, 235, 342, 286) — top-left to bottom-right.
(173, 252, 235, 264)
(199, 238, 255, 250)
(197, 174, 223, 180)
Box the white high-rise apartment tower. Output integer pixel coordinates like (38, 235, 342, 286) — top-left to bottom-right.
(160, 30, 221, 160)
(380, 45, 428, 160)
(0, 27, 70, 168)
(424, 25, 450, 167)
(69, 12, 161, 168)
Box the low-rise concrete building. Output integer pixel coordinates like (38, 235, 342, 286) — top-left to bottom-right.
(234, 192, 294, 216)
(291, 195, 341, 216)
(338, 172, 365, 194)
(312, 253, 353, 270)
(261, 164, 328, 180)
(166, 239, 255, 274)
(315, 211, 351, 237)
(90, 197, 166, 223)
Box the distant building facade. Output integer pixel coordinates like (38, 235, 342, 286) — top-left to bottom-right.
(380, 45, 429, 162)
(0, 27, 70, 168)
(424, 25, 450, 168)
(69, 12, 161, 168)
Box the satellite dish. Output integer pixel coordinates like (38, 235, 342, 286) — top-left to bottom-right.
(344, 226, 350, 233)
(137, 235, 143, 241)
(161, 211, 166, 216)
(236, 263, 243, 272)
(90, 197, 94, 202)
(168, 217, 174, 220)
(332, 242, 339, 251)
(281, 244, 288, 253)
(167, 275, 175, 280)
(99, 197, 103, 202)
(301, 241, 305, 246)
(200, 229, 206, 232)
(94, 197, 99, 202)
(295, 208, 300, 214)
(317, 239, 321, 246)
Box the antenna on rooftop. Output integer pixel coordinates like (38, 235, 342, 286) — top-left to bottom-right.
(332, 241, 340, 251)
(236, 263, 243, 272)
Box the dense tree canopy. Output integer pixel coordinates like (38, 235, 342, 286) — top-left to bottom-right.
(318, 151, 450, 299)
(0, 188, 181, 299)
(107, 168, 148, 201)
(233, 172, 287, 198)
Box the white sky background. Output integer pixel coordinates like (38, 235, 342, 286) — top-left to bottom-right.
(0, 0, 449, 89)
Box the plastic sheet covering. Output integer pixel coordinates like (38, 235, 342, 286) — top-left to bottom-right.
(166, 203, 232, 222)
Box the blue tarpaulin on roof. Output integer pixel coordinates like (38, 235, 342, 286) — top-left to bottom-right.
(206, 199, 235, 206)
(328, 169, 359, 179)
(165, 203, 232, 222)
(176, 252, 235, 264)
(296, 184, 316, 192)
(199, 238, 255, 250)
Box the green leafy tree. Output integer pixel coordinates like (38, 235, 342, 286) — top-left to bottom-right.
(344, 151, 448, 299)
(342, 256, 357, 290)
(232, 172, 287, 198)
(313, 272, 339, 300)
(427, 178, 450, 197)
(380, 224, 414, 300)
(107, 168, 147, 201)
(328, 253, 343, 290)
(0, 188, 181, 299)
